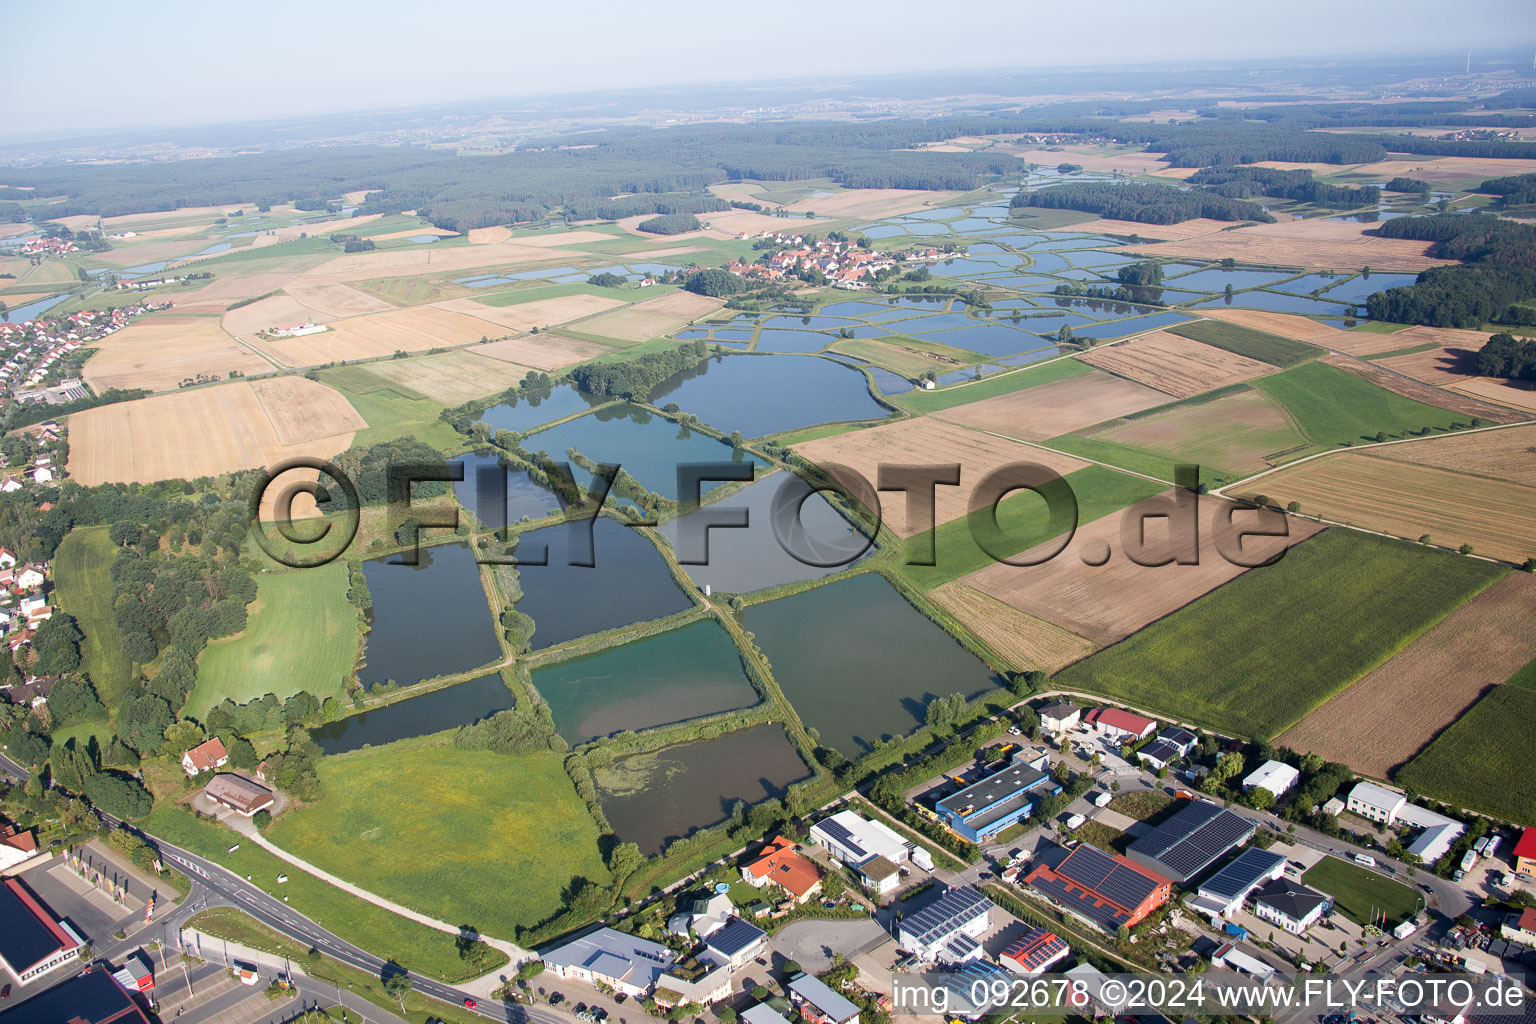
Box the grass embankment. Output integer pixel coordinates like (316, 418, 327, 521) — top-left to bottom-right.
(1055, 530, 1505, 739)
(264, 734, 610, 941)
(1395, 685, 1536, 826)
(319, 366, 463, 449)
(1169, 320, 1321, 368)
(142, 805, 495, 981)
(53, 526, 134, 710)
(1301, 857, 1419, 929)
(186, 907, 486, 1024)
(895, 465, 1167, 590)
(891, 355, 1092, 414)
(190, 563, 360, 717)
(1251, 361, 1469, 447)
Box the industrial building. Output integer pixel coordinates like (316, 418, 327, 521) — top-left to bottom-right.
(0, 877, 83, 986)
(1126, 800, 1256, 884)
(809, 810, 929, 892)
(1191, 847, 1287, 918)
(1025, 844, 1171, 932)
(934, 760, 1059, 843)
(895, 885, 994, 963)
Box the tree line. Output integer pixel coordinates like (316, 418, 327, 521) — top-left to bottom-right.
(568, 338, 711, 398)
(1014, 181, 1273, 225)
(1188, 165, 1380, 208)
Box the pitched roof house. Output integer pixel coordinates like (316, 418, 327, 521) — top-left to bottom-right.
(181, 737, 229, 775)
(740, 836, 822, 903)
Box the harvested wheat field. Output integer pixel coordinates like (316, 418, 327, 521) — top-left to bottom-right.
(1253, 156, 1536, 184)
(1247, 452, 1536, 563)
(1004, 148, 1199, 179)
(262, 305, 503, 365)
(963, 495, 1322, 645)
(1280, 572, 1536, 777)
(779, 189, 962, 219)
(82, 316, 270, 393)
(1077, 330, 1274, 398)
(368, 226, 459, 241)
(1087, 388, 1311, 476)
(1053, 217, 1235, 240)
(364, 349, 535, 403)
(437, 294, 625, 334)
(1199, 306, 1349, 345)
(1372, 425, 1536, 487)
(1129, 218, 1451, 272)
(937, 368, 1171, 440)
(701, 210, 832, 236)
(505, 229, 617, 249)
(473, 334, 611, 371)
(68, 378, 362, 485)
(795, 418, 1087, 536)
(222, 294, 331, 337)
(1449, 376, 1536, 414)
(1321, 353, 1525, 423)
(612, 214, 727, 240)
(929, 582, 1096, 672)
(1376, 346, 1481, 386)
(575, 291, 724, 343)
(283, 279, 395, 318)
(0, 291, 59, 306)
(467, 226, 511, 244)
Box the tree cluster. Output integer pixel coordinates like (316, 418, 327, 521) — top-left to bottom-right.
(636, 213, 701, 235)
(1014, 181, 1273, 225)
(568, 338, 710, 398)
(1366, 214, 1536, 326)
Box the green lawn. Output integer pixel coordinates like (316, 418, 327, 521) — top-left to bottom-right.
(142, 804, 493, 982)
(896, 465, 1167, 590)
(1169, 320, 1321, 368)
(265, 736, 610, 941)
(319, 366, 463, 449)
(1055, 529, 1505, 739)
(1251, 361, 1469, 447)
(190, 564, 360, 718)
(52, 527, 134, 710)
(1301, 856, 1419, 928)
(1395, 686, 1536, 825)
(892, 356, 1092, 414)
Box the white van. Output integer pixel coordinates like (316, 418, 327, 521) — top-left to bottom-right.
(1354, 853, 1376, 867)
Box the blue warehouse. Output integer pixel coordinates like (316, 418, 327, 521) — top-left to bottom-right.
(935, 756, 1060, 842)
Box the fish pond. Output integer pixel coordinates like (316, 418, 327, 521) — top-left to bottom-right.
(310, 673, 514, 755)
(359, 543, 502, 689)
(649, 354, 889, 438)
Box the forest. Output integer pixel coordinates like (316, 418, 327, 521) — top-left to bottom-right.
(1187, 165, 1379, 208)
(1365, 214, 1536, 326)
(1014, 181, 1273, 225)
(1480, 172, 1536, 207)
(1476, 332, 1536, 380)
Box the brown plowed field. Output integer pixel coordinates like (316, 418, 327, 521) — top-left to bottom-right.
(1076, 331, 1274, 398)
(1372, 425, 1536, 487)
(929, 583, 1096, 672)
(963, 495, 1322, 645)
(1242, 452, 1536, 563)
(1279, 572, 1536, 777)
(1128, 218, 1451, 272)
(1320, 352, 1526, 423)
(473, 334, 611, 371)
(435, 294, 625, 333)
(794, 417, 1088, 537)
(82, 316, 270, 393)
(1376, 345, 1482, 386)
(68, 378, 361, 485)
(936, 368, 1172, 440)
(363, 349, 537, 403)
(628, 290, 725, 317)
(261, 305, 505, 365)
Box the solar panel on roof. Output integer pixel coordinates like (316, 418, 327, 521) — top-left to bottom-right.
(815, 818, 869, 860)
(1055, 844, 1118, 890)
(1097, 863, 1159, 911)
(708, 918, 766, 957)
(1201, 848, 1286, 902)
(1130, 802, 1256, 879)
(904, 886, 992, 944)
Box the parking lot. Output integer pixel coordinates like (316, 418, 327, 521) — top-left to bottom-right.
(17, 853, 144, 945)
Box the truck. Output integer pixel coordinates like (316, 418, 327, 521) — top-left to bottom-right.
(1354, 853, 1376, 867)
(1065, 813, 1086, 830)
(1224, 922, 1250, 942)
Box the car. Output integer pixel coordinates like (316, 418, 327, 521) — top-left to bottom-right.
(1421, 883, 1434, 892)
(0, 984, 10, 1000)
(464, 997, 478, 1009)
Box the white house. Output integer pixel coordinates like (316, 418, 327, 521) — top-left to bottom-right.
(1243, 760, 1299, 797)
(1347, 781, 1406, 825)
(1250, 878, 1330, 933)
(0, 548, 16, 568)
(31, 467, 51, 485)
(809, 810, 921, 892)
(1036, 701, 1081, 734)
(14, 566, 44, 591)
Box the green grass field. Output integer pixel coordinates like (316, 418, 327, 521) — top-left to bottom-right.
(1056, 529, 1505, 739)
(1395, 686, 1536, 825)
(828, 336, 990, 376)
(1251, 361, 1469, 446)
(1301, 856, 1419, 928)
(1504, 657, 1536, 692)
(52, 527, 134, 711)
(265, 736, 610, 940)
(1169, 320, 1321, 368)
(892, 356, 1092, 414)
(897, 465, 1167, 590)
(142, 804, 494, 981)
(190, 564, 359, 718)
(1044, 433, 1231, 488)
(319, 366, 463, 449)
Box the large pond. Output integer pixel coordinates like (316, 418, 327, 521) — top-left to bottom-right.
(450, 450, 563, 526)
(511, 516, 693, 649)
(745, 573, 1001, 757)
(359, 543, 502, 689)
(524, 403, 763, 501)
(648, 354, 888, 438)
(310, 673, 514, 755)
(597, 723, 811, 855)
(658, 472, 870, 594)
(479, 384, 604, 434)
(534, 620, 758, 743)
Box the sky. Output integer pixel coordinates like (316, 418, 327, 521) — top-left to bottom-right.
(7, 0, 1536, 138)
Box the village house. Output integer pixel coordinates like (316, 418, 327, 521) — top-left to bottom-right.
(1037, 700, 1080, 734)
(1081, 707, 1157, 744)
(1249, 877, 1331, 933)
(1243, 760, 1300, 797)
(787, 972, 861, 1024)
(541, 927, 676, 999)
(0, 823, 39, 872)
(701, 917, 768, 970)
(999, 926, 1070, 975)
(740, 835, 822, 903)
(1502, 908, 1536, 946)
(182, 737, 229, 775)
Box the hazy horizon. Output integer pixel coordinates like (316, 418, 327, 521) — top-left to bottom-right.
(7, 0, 1536, 140)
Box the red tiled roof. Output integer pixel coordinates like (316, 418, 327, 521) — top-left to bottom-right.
(1084, 707, 1156, 735)
(1513, 827, 1536, 862)
(1518, 907, 1536, 932)
(744, 836, 821, 899)
(182, 737, 228, 772)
